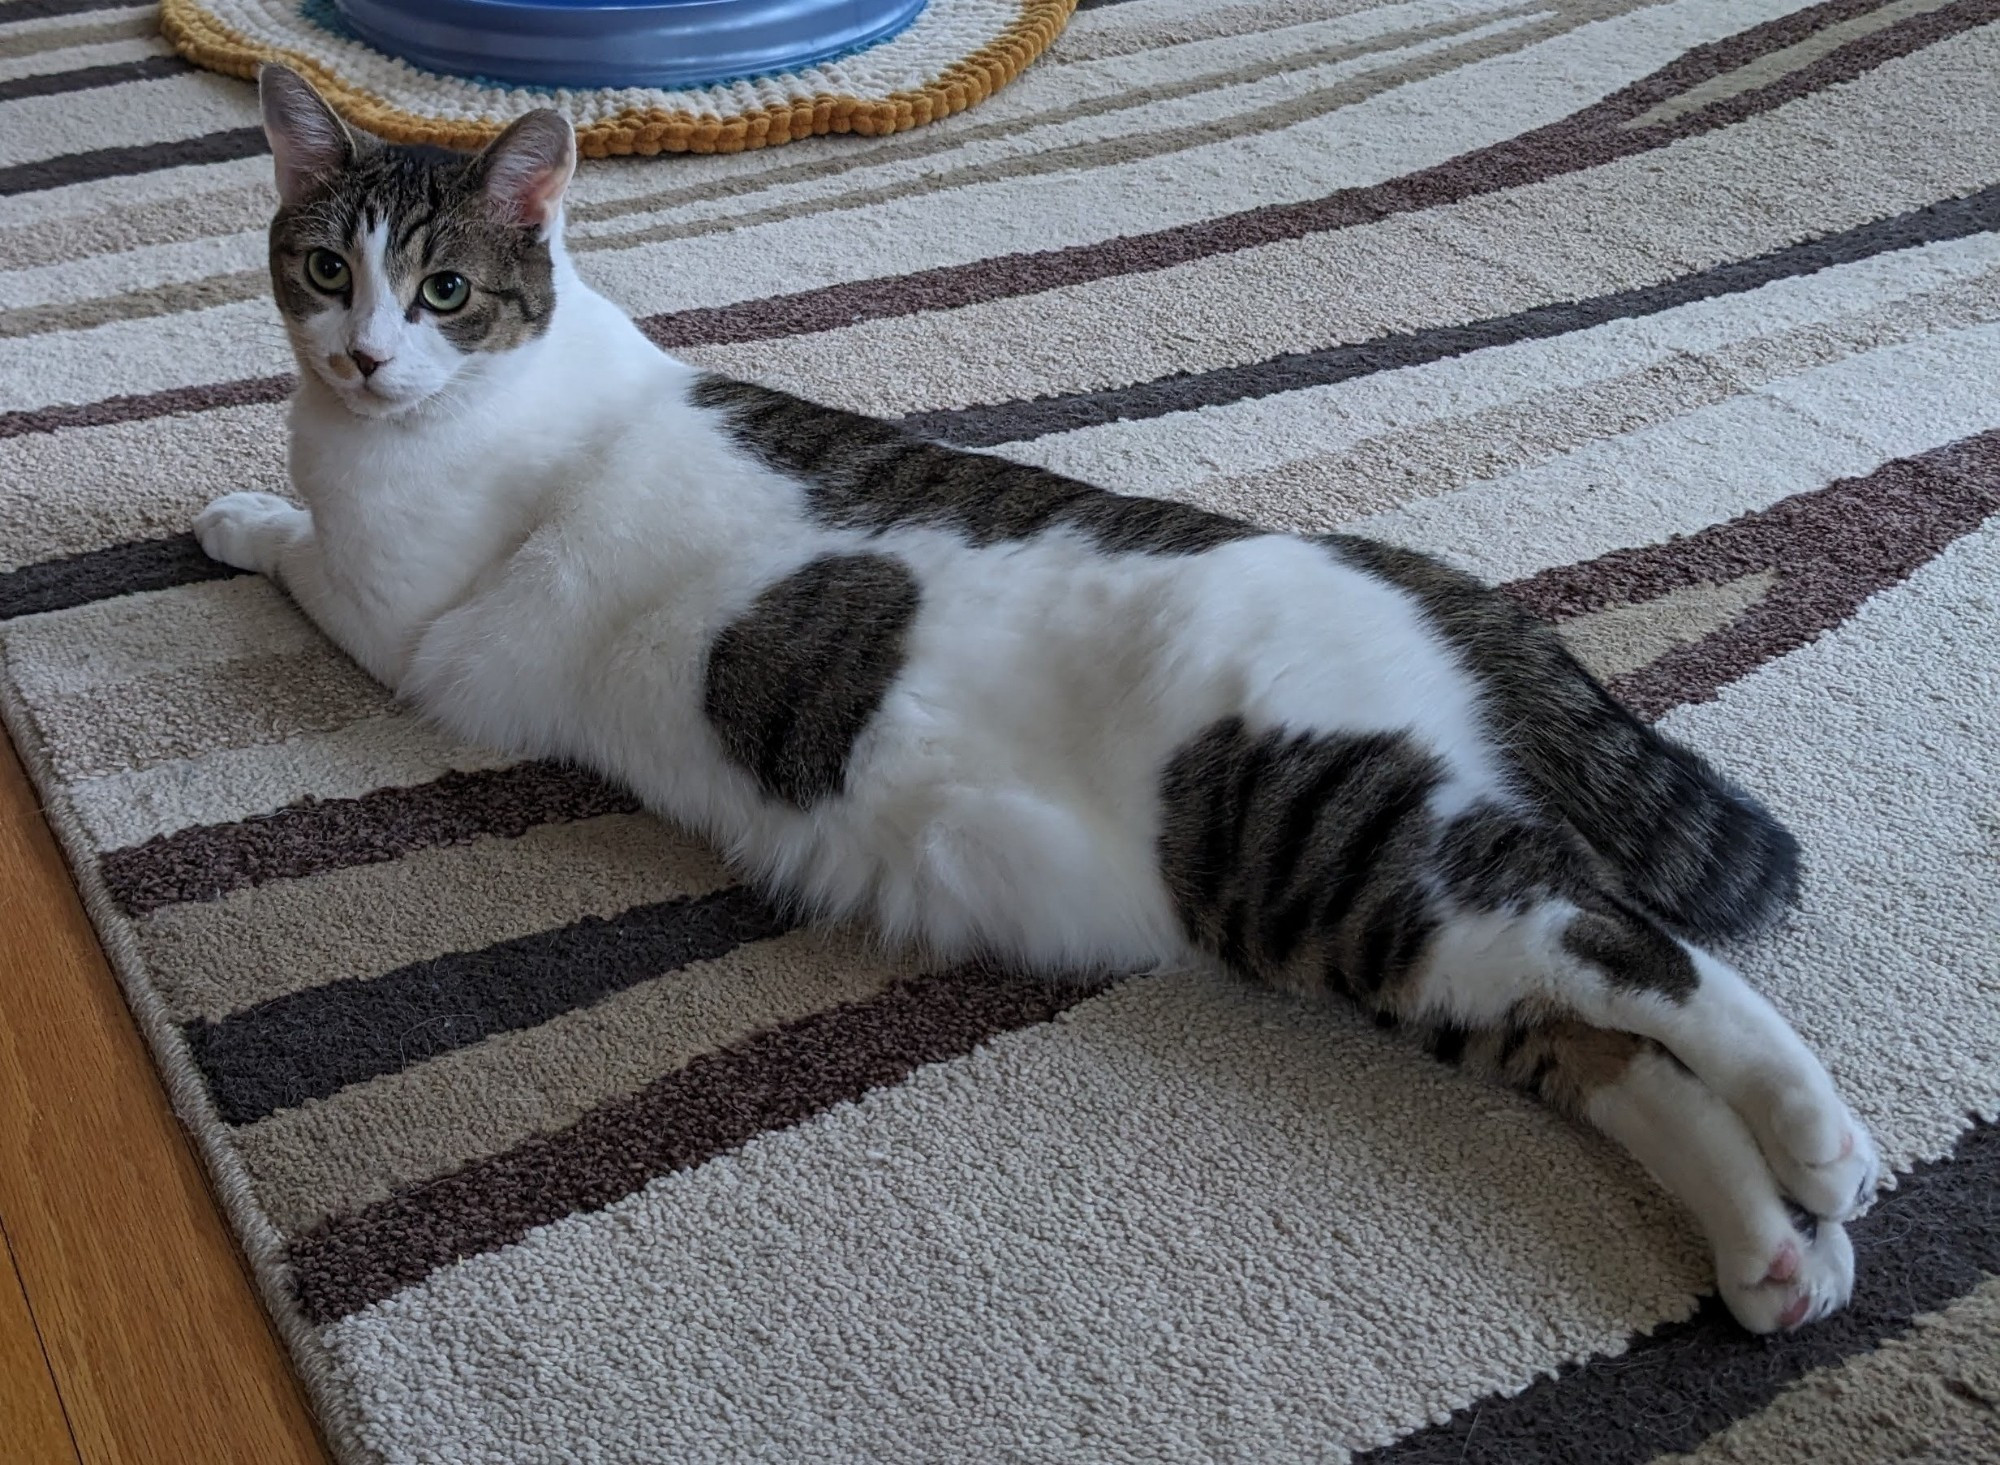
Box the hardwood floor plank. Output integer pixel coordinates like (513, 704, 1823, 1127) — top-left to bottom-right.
(0, 730, 329, 1465)
(0, 1218, 79, 1465)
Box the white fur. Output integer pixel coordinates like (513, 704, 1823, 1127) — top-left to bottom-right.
(198, 147, 1879, 1333)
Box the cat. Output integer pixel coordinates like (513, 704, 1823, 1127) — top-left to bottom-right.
(197, 64, 1881, 1335)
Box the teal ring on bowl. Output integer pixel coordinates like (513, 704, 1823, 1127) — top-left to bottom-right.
(331, 0, 931, 90)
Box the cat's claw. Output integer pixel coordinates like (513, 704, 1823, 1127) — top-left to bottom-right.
(194, 491, 304, 576)
(1717, 1218, 1854, 1334)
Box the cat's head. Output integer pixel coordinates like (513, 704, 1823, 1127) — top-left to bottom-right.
(258, 65, 576, 419)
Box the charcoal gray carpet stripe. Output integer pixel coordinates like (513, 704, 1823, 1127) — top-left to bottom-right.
(0, 375, 293, 442)
(0, 53, 189, 103)
(288, 966, 1113, 1324)
(1353, 1119, 2000, 1464)
(902, 182, 2000, 446)
(0, 534, 244, 621)
(642, 0, 1973, 351)
(186, 886, 791, 1125)
(97, 762, 638, 915)
(0, 125, 265, 198)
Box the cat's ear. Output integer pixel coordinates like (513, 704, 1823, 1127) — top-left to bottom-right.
(478, 111, 576, 235)
(259, 64, 354, 207)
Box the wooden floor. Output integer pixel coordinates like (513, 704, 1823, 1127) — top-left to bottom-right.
(0, 730, 330, 1464)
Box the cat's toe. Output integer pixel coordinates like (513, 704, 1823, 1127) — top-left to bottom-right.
(1761, 1090, 1881, 1222)
(1717, 1216, 1854, 1334)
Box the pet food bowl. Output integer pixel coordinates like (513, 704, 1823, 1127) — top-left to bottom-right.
(331, 0, 931, 90)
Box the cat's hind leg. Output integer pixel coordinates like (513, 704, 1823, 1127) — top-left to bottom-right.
(1437, 1020, 1854, 1332)
(1416, 807, 1881, 1230)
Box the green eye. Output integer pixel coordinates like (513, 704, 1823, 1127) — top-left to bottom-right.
(304, 248, 349, 293)
(420, 271, 470, 313)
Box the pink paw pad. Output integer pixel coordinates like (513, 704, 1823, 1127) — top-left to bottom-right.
(1764, 1241, 1801, 1285)
(1779, 1294, 1812, 1330)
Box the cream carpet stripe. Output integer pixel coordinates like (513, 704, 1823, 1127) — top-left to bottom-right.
(0, 68, 250, 168)
(138, 812, 731, 1022)
(1346, 318, 2000, 580)
(0, 31, 167, 84)
(0, 9, 154, 64)
(240, 928, 923, 1237)
(66, 712, 510, 851)
(0, 400, 283, 575)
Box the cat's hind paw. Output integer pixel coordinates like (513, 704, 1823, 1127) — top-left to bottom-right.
(195, 492, 304, 576)
(1717, 1213, 1854, 1333)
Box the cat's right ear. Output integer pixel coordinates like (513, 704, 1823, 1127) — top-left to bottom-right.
(259, 64, 354, 207)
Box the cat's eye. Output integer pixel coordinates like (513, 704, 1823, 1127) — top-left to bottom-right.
(420, 271, 471, 313)
(304, 248, 349, 293)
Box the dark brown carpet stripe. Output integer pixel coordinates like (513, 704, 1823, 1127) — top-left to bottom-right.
(0, 54, 189, 103)
(905, 184, 2000, 446)
(288, 967, 1110, 1324)
(0, 375, 292, 442)
(0, 0, 148, 18)
(1353, 1119, 2000, 1464)
(0, 125, 266, 198)
(643, 0, 1971, 352)
(0, 533, 244, 621)
(186, 886, 790, 1125)
(1507, 430, 2000, 719)
(98, 762, 637, 916)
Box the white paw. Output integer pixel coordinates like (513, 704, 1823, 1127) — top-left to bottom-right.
(1717, 1214, 1855, 1334)
(1757, 1085, 1881, 1222)
(194, 491, 303, 575)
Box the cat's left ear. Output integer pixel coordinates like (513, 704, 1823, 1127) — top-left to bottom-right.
(478, 111, 576, 235)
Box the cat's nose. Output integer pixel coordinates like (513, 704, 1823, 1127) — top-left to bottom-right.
(350, 348, 387, 378)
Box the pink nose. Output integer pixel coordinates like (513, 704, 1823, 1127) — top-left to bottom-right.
(351, 348, 386, 378)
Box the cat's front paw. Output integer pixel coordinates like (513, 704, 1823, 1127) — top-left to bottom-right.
(194, 492, 304, 576)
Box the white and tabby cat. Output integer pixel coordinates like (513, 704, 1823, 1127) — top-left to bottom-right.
(198, 66, 1881, 1334)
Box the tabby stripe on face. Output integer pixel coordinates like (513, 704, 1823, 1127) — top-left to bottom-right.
(0, 54, 190, 104)
(288, 967, 1111, 1324)
(644, 0, 1976, 351)
(96, 762, 637, 915)
(78, 425, 2000, 915)
(901, 181, 2000, 447)
(185, 886, 789, 1125)
(0, 125, 265, 197)
(1353, 1119, 2000, 1464)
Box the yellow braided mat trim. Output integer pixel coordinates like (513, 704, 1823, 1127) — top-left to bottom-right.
(162, 0, 1076, 157)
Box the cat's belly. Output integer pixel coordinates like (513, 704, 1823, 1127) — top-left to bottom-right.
(690, 528, 1504, 974)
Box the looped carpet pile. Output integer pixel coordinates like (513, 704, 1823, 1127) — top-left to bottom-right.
(1, 0, 1997, 1461)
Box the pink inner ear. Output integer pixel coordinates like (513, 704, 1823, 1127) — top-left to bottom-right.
(484, 118, 575, 230)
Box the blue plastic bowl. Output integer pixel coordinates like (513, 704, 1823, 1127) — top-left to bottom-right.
(331, 0, 931, 90)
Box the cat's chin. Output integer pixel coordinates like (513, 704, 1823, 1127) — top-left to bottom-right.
(309, 366, 440, 420)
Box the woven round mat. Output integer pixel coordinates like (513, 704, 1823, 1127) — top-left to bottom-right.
(162, 0, 1076, 157)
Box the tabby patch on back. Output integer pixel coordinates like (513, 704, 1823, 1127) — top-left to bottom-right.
(198, 64, 1884, 1340)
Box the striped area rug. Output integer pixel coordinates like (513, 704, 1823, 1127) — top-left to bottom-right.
(3, 0, 1998, 1460)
